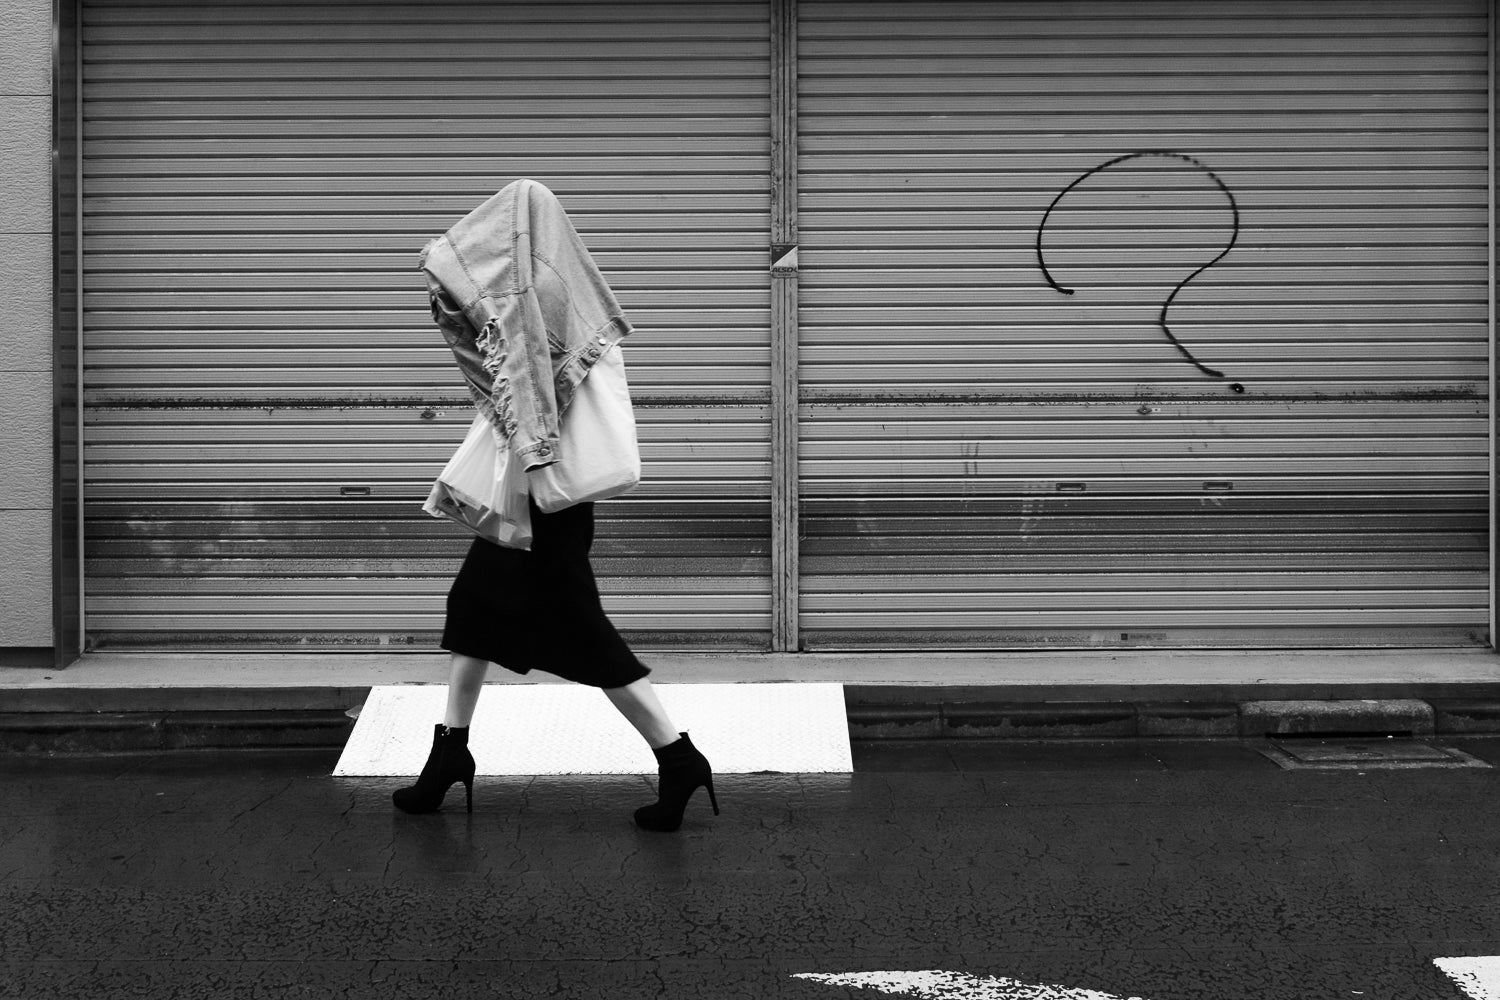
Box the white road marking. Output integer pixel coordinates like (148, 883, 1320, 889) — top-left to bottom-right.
(792, 970, 1146, 1000)
(799, 960, 1500, 1000)
(1436, 957, 1500, 1000)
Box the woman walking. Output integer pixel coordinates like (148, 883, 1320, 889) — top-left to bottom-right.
(391, 498, 717, 832)
(394, 179, 717, 832)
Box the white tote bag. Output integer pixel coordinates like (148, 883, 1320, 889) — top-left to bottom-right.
(529, 342, 642, 513)
(423, 415, 533, 548)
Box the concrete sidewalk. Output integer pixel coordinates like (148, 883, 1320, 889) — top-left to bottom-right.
(3, 648, 1500, 751)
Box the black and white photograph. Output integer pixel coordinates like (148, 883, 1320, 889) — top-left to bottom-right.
(3, 1, 1500, 997)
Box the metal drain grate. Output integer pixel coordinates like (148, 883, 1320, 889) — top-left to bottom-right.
(1259, 737, 1492, 771)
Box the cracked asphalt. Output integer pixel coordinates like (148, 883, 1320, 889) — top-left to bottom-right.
(4, 737, 1500, 1000)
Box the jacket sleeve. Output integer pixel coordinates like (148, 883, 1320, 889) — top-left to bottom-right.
(423, 275, 502, 433)
(476, 283, 559, 471)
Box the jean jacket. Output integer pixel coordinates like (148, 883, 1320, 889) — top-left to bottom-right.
(419, 179, 633, 471)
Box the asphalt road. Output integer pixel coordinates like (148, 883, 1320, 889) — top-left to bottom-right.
(4, 737, 1499, 1000)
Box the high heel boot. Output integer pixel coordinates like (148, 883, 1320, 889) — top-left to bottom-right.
(634, 732, 719, 832)
(392, 724, 475, 814)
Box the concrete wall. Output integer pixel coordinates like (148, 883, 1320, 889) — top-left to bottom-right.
(0, 0, 57, 649)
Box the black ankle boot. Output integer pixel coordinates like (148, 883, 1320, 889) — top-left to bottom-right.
(392, 724, 475, 815)
(634, 733, 719, 832)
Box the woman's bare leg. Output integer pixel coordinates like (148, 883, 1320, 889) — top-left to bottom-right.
(443, 653, 490, 728)
(603, 677, 679, 749)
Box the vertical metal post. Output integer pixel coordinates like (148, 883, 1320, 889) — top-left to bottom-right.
(1486, 0, 1498, 646)
(770, 0, 799, 651)
(73, 0, 86, 658)
(51, 0, 84, 667)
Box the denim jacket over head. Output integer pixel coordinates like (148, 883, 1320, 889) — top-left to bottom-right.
(419, 179, 633, 471)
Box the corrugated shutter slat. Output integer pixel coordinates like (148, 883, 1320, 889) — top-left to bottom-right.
(796, 0, 1489, 649)
(82, 0, 772, 650)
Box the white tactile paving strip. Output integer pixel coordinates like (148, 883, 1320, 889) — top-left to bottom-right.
(333, 682, 852, 776)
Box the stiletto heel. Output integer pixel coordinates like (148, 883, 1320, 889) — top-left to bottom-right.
(392, 724, 477, 815)
(634, 733, 719, 832)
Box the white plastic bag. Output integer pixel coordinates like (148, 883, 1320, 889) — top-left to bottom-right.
(423, 415, 533, 548)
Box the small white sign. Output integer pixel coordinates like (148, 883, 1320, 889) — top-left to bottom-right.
(771, 245, 799, 274)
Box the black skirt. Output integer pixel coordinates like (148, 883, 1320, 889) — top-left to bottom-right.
(440, 499, 650, 689)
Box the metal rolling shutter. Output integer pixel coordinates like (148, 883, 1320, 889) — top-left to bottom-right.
(798, 1, 1490, 648)
(82, 0, 772, 650)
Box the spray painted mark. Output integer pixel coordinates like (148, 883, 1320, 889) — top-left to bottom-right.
(1036, 150, 1243, 392)
(793, 970, 1146, 1000)
(1436, 956, 1500, 1000)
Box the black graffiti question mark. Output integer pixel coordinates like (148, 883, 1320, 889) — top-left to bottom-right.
(1036, 151, 1244, 392)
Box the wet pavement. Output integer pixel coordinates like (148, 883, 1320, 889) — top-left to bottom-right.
(4, 737, 1500, 1000)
